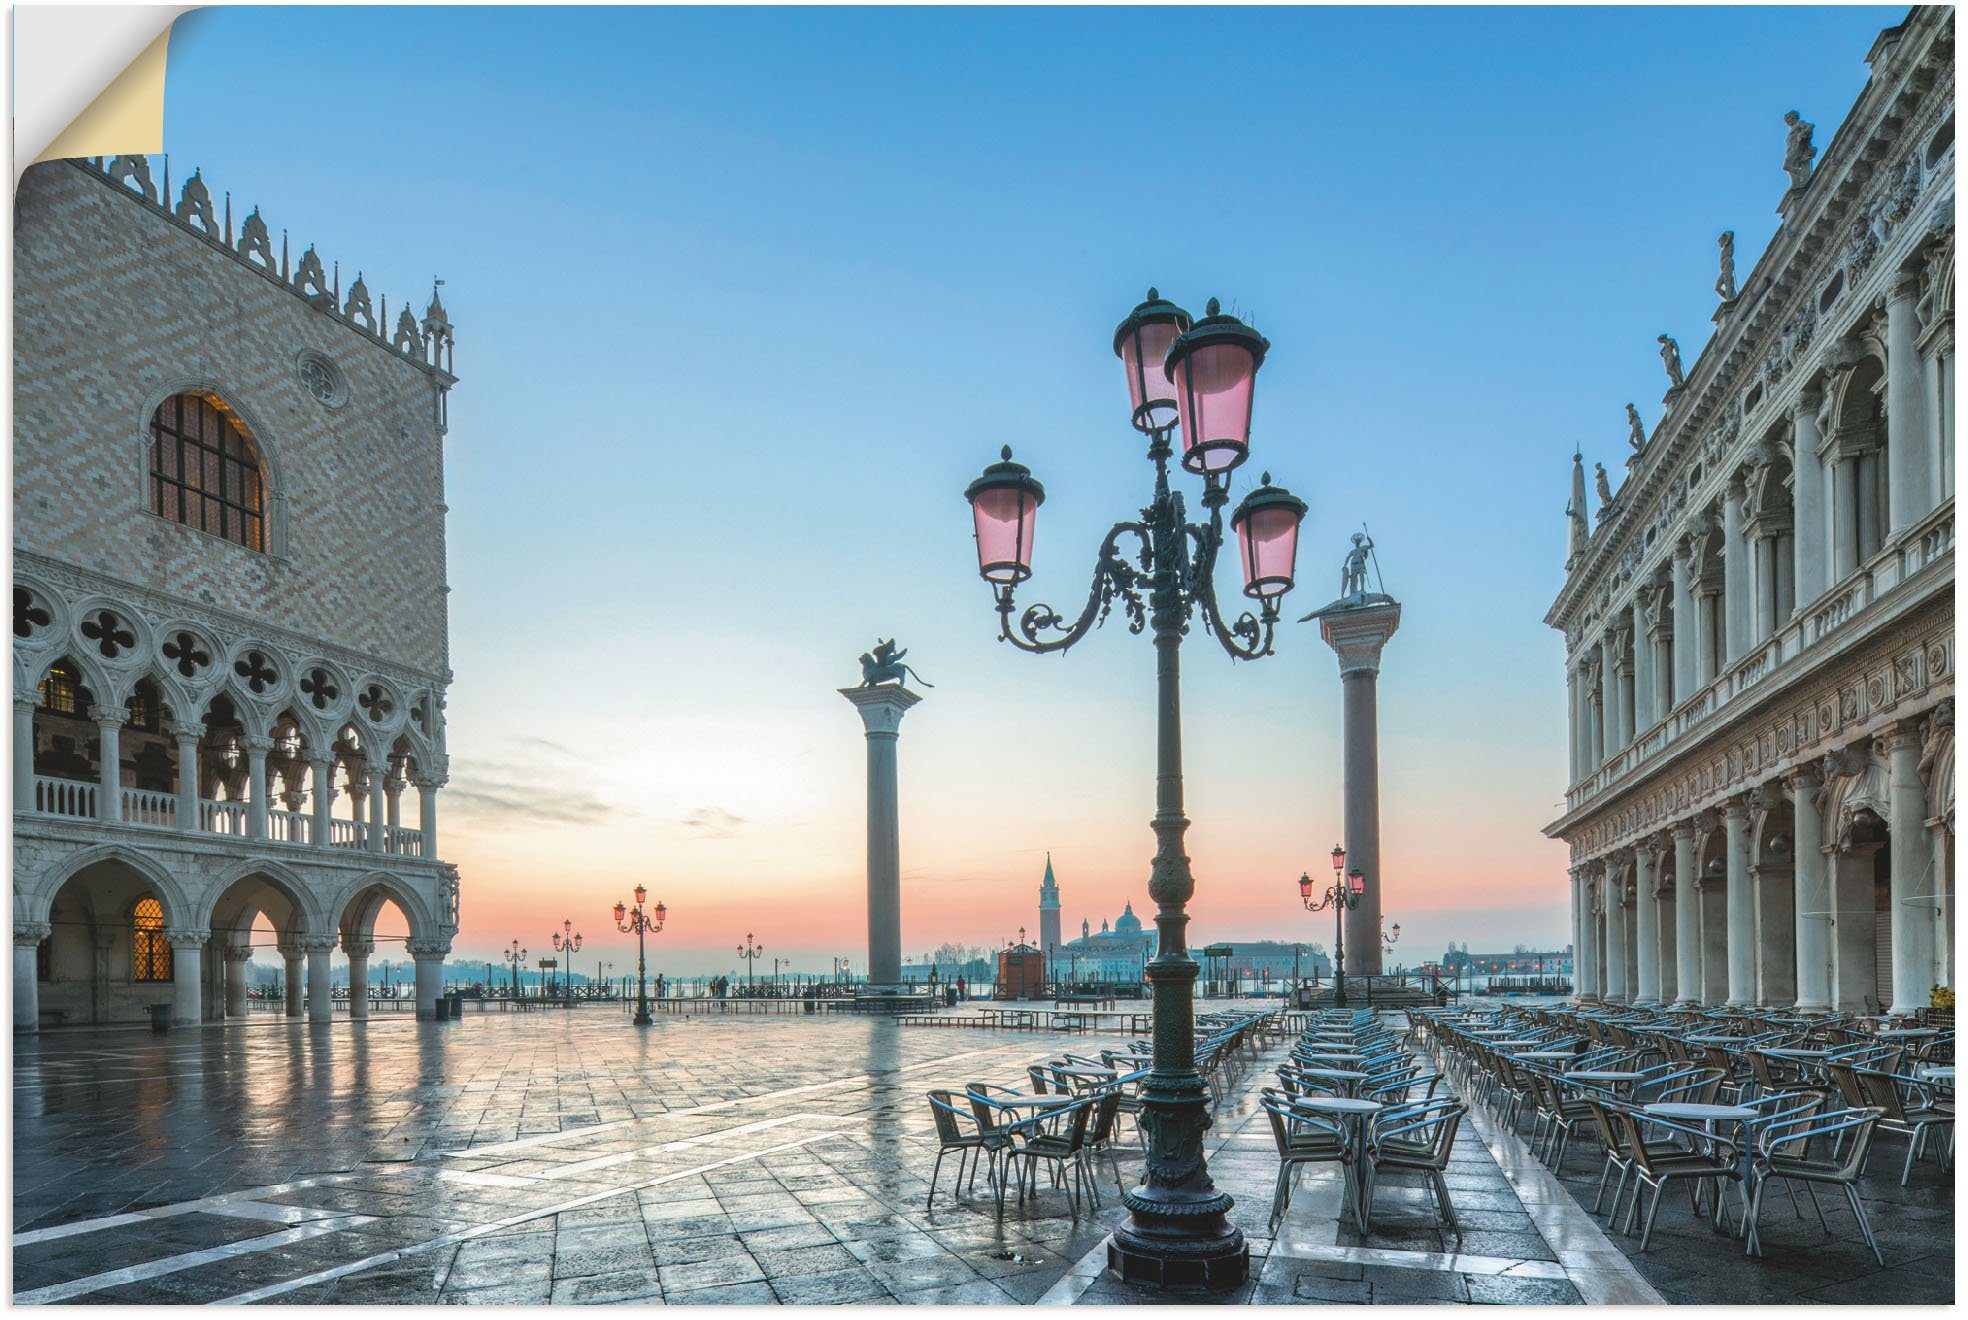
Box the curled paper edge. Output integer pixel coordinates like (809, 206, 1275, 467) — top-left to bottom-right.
(17, 6, 193, 182)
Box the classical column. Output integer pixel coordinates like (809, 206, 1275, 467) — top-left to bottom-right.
(243, 735, 272, 840)
(1752, 535, 1778, 642)
(14, 698, 37, 813)
(167, 721, 202, 832)
(166, 930, 205, 1027)
(1792, 391, 1827, 606)
(1570, 869, 1586, 998)
(1602, 860, 1628, 1002)
(280, 943, 304, 1017)
(384, 764, 405, 831)
(309, 754, 333, 847)
(223, 944, 252, 1018)
(91, 704, 122, 824)
(1566, 667, 1581, 782)
(1886, 274, 1931, 537)
(1671, 543, 1697, 704)
(1315, 599, 1402, 975)
(1749, 787, 1795, 1007)
(1721, 477, 1748, 664)
(1631, 600, 1653, 732)
(415, 774, 439, 858)
(1831, 455, 1861, 580)
(1724, 798, 1754, 1006)
(1577, 869, 1600, 1002)
(840, 683, 924, 994)
(303, 937, 336, 1023)
(1634, 844, 1661, 1004)
(14, 922, 49, 1031)
(347, 763, 368, 825)
(344, 937, 373, 1021)
(409, 940, 449, 1021)
(366, 759, 389, 853)
(1606, 633, 1630, 753)
(1886, 724, 1936, 1014)
(1657, 856, 1678, 1003)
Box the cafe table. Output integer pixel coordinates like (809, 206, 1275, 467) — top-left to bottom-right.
(1521, 1050, 1577, 1064)
(1292, 1067, 1369, 1098)
(1643, 1102, 1762, 1254)
(1297, 1095, 1383, 1231)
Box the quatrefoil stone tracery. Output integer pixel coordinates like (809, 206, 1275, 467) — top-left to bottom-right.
(80, 610, 136, 659)
(162, 631, 211, 678)
(234, 650, 278, 694)
(300, 668, 341, 711)
(357, 684, 395, 723)
(14, 587, 51, 641)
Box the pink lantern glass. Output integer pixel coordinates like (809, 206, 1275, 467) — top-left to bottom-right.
(1347, 869, 1366, 896)
(1229, 474, 1307, 599)
(965, 447, 1045, 584)
(1164, 299, 1267, 476)
(1113, 290, 1191, 432)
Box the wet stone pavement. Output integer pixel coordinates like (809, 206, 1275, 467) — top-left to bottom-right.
(6, 1007, 1929, 1305)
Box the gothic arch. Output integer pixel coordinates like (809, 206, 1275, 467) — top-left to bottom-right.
(196, 857, 328, 936)
(134, 376, 289, 557)
(332, 871, 438, 943)
(29, 844, 192, 928)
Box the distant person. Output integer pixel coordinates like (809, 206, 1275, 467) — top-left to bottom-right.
(957, 976, 967, 1002)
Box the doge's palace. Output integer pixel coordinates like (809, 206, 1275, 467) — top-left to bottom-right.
(1547, 9, 1954, 1018)
(12, 156, 460, 1029)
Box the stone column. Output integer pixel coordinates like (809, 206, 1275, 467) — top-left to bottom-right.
(91, 704, 123, 824)
(1831, 841, 1881, 1012)
(167, 721, 202, 832)
(384, 764, 405, 832)
(409, 940, 448, 1021)
(1657, 859, 1678, 1003)
(344, 937, 373, 1021)
(1566, 667, 1581, 782)
(1602, 860, 1628, 1002)
(1721, 477, 1748, 664)
(14, 698, 37, 813)
(307, 756, 332, 848)
(223, 944, 252, 1018)
(1634, 844, 1661, 1004)
(14, 922, 49, 1031)
(1886, 724, 1935, 1014)
(840, 684, 924, 993)
(1750, 783, 1796, 1008)
(1633, 594, 1656, 728)
(1569, 869, 1585, 998)
(415, 774, 438, 858)
(1792, 392, 1827, 607)
(280, 943, 304, 1017)
(244, 735, 272, 840)
(1752, 535, 1778, 643)
(1886, 274, 1931, 538)
(1671, 544, 1697, 705)
(1724, 798, 1755, 1006)
(165, 930, 205, 1027)
(1831, 456, 1861, 580)
(366, 759, 388, 854)
(1315, 599, 1402, 975)
(1606, 633, 1630, 753)
(303, 937, 336, 1023)
(1786, 766, 1832, 1011)
(347, 764, 368, 826)
(1577, 869, 1600, 1002)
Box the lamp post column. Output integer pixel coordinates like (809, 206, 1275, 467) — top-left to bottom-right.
(1312, 599, 1401, 976)
(840, 684, 922, 998)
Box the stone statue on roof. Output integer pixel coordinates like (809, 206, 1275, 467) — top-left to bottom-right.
(1625, 404, 1647, 453)
(1657, 334, 1685, 389)
(1715, 231, 1737, 302)
(1783, 110, 1816, 191)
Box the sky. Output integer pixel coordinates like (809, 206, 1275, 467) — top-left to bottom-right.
(159, 4, 1902, 977)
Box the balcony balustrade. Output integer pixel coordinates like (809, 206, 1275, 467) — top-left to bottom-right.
(23, 775, 424, 856)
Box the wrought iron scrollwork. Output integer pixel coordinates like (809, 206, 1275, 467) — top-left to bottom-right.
(994, 521, 1149, 653)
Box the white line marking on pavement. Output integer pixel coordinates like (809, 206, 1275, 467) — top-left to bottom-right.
(13, 1172, 374, 1247)
(13, 1215, 377, 1305)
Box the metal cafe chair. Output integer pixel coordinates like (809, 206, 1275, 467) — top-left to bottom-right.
(1615, 1109, 1744, 1251)
(1261, 1090, 1349, 1231)
(1006, 1098, 1098, 1214)
(1747, 1107, 1888, 1264)
(1851, 1067, 1955, 1185)
(1365, 1100, 1466, 1230)
(925, 1090, 1005, 1209)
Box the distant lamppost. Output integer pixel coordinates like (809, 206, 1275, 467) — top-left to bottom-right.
(502, 939, 527, 999)
(1299, 845, 1365, 1007)
(1382, 919, 1402, 960)
(737, 933, 764, 992)
(552, 920, 583, 999)
(965, 291, 1306, 1290)
(613, 886, 666, 1026)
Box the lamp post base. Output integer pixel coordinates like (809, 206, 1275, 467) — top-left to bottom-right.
(632, 1010, 652, 1026)
(1106, 1216, 1248, 1290)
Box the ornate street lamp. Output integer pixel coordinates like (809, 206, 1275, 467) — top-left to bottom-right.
(737, 933, 764, 992)
(613, 886, 666, 1026)
(501, 938, 527, 1000)
(552, 920, 583, 999)
(964, 290, 1307, 1290)
(1300, 849, 1366, 1008)
(1383, 919, 1402, 957)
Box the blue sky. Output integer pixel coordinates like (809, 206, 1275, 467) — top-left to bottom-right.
(161, 5, 1901, 974)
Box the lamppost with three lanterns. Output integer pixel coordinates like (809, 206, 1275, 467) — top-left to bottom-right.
(552, 920, 583, 999)
(501, 938, 527, 999)
(613, 886, 666, 1026)
(963, 289, 1308, 1290)
(1299, 845, 1366, 1008)
(737, 933, 764, 993)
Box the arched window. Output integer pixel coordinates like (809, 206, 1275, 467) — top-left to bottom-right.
(148, 393, 267, 552)
(131, 896, 173, 982)
(37, 660, 82, 715)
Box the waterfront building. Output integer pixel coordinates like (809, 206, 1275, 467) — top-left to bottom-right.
(1547, 10, 1953, 1014)
(1037, 851, 1062, 974)
(12, 156, 461, 1029)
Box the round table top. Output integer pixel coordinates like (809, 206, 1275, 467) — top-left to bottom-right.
(1470, 1028, 1516, 1037)
(1877, 1027, 1938, 1039)
(1917, 1064, 1955, 1080)
(1687, 1035, 1744, 1045)
(1522, 1050, 1577, 1061)
(993, 1093, 1079, 1108)
(1761, 1047, 1831, 1059)
(1296, 1068, 1369, 1081)
(1495, 1040, 1544, 1049)
(1301, 1050, 1365, 1061)
(1299, 1096, 1383, 1114)
(1566, 1070, 1645, 1083)
(1646, 1102, 1756, 1121)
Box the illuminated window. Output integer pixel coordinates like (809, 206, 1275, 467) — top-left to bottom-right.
(132, 896, 173, 982)
(37, 661, 81, 715)
(148, 393, 266, 552)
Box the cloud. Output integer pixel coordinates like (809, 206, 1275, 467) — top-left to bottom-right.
(444, 768, 621, 828)
(680, 806, 747, 838)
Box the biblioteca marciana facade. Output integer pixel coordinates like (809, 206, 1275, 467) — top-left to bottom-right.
(12, 155, 461, 1029)
(1548, 8, 1954, 1018)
